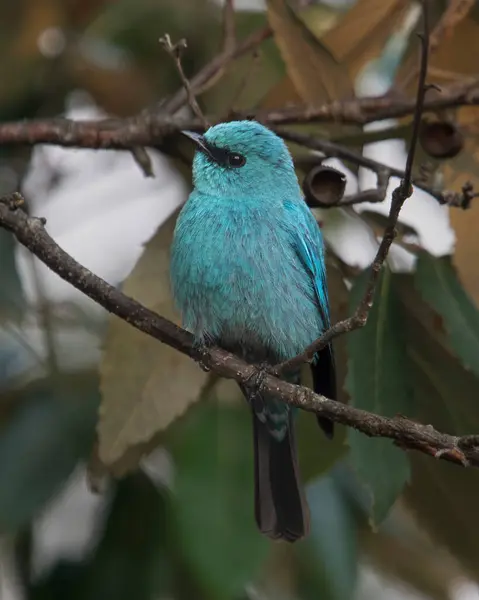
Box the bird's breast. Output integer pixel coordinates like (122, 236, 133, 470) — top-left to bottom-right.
(170, 197, 321, 359)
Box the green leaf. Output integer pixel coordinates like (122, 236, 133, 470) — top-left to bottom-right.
(396, 272, 479, 435)
(393, 274, 479, 578)
(79, 473, 170, 600)
(0, 372, 98, 532)
(0, 228, 26, 322)
(98, 213, 209, 475)
(346, 268, 412, 525)
(297, 470, 358, 600)
(169, 400, 269, 600)
(415, 252, 479, 379)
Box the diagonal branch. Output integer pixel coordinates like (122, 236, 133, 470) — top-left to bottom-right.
(0, 192, 478, 469)
(274, 0, 431, 376)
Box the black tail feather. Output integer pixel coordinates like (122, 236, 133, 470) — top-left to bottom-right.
(312, 343, 337, 439)
(252, 410, 309, 542)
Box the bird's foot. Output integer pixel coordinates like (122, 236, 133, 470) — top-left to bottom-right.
(245, 362, 274, 404)
(193, 339, 212, 372)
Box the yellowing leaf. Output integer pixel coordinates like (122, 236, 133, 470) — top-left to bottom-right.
(98, 212, 208, 474)
(261, 0, 411, 110)
(260, 75, 302, 111)
(266, 0, 353, 104)
(322, 0, 412, 79)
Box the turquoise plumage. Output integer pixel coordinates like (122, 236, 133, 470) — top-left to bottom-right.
(170, 121, 336, 541)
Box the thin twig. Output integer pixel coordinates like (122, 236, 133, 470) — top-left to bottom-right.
(222, 0, 236, 55)
(159, 34, 210, 129)
(335, 170, 390, 207)
(274, 0, 431, 376)
(130, 146, 154, 178)
(0, 192, 478, 469)
(278, 128, 451, 207)
(161, 25, 272, 114)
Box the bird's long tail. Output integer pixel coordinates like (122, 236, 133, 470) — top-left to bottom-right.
(252, 410, 310, 542)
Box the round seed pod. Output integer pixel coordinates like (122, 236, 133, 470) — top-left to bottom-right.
(419, 120, 464, 160)
(303, 165, 347, 208)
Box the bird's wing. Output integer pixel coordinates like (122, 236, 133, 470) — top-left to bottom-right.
(284, 200, 330, 328)
(285, 200, 337, 435)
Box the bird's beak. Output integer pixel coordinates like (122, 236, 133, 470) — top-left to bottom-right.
(181, 130, 228, 165)
(181, 130, 211, 155)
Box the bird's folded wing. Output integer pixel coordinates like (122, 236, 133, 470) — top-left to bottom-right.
(284, 200, 337, 404)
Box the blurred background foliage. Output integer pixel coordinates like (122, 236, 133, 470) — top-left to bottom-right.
(2, 0, 479, 599)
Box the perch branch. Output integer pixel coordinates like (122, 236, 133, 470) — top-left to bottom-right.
(274, 0, 430, 376)
(0, 192, 478, 469)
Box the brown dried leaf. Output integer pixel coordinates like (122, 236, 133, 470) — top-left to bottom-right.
(266, 0, 353, 104)
(261, 0, 411, 110)
(98, 212, 208, 473)
(260, 75, 302, 111)
(429, 0, 476, 53)
(397, 1, 478, 90)
(322, 0, 412, 79)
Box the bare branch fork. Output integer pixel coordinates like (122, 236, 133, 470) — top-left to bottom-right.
(0, 0, 479, 469)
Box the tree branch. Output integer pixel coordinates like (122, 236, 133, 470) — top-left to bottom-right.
(0, 109, 473, 210)
(279, 128, 474, 209)
(251, 77, 479, 126)
(0, 192, 478, 469)
(274, 0, 430, 376)
(0, 80, 477, 149)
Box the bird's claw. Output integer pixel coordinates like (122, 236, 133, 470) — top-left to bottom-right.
(193, 340, 212, 372)
(245, 362, 273, 401)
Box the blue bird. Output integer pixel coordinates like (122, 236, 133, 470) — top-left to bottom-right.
(170, 121, 336, 542)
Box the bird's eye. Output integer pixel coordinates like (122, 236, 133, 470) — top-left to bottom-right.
(227, 153, 246, 168)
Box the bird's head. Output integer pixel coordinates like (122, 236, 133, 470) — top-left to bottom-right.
(182, 120, 300, 199)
